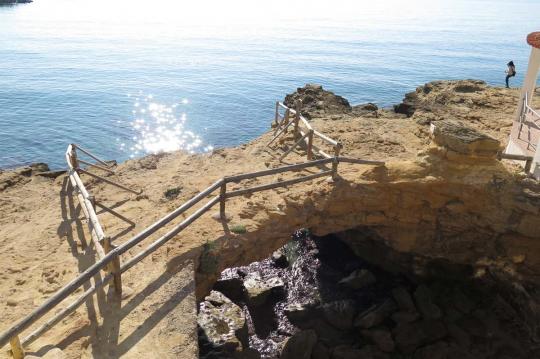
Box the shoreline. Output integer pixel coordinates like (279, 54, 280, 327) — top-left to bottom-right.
(0, 79, 501, 174)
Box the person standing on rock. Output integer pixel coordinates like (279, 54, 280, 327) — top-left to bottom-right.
(505, 61, 516, 88)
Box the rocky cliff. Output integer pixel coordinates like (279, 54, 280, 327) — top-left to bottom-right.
(0, 80, 538, 358)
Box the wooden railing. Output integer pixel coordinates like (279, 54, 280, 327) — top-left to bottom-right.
(270, 101, 342, 162)
(518, 93, 540, 152)
(0, 141, 384, 358)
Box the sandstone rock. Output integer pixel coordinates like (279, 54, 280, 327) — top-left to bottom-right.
(34, 170, 67, 179)
(429, 120, 500, 157)
(243, 273, 284, 306)
(354, 299, 397, 328)
(414, 285, 442, 319)
(284, 84, 351, 119)
(15, 166, 32, 176)
(321, 300, 356, 330)
(361, 327, 395, 352)
(338, 269, 376, 290)
(392, 287, 416, 312)
(42, 348, 66, 359)
(280, 329, 317, 359)
(394, 91, 418, 117)
(197, 290, 248, 352)
(29, 162, 50, 173)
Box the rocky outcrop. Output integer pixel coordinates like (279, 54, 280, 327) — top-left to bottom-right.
(197, 291, 248, 354)
(284, 84, 352, 119)
(243, 273, 284, 306)
(394, 79, 488, 117)
(203, 233, 540, 358)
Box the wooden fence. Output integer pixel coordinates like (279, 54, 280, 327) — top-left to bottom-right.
(0, 133, 383, 358)
(270, 101, 342, 162)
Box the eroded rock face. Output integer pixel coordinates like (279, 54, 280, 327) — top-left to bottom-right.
(395, 79, 488, 117)
(429, 120, 500, 157)
(197, 291, 248, 354)
(244, 273, 284, 306)
(284, 84, 352, 119)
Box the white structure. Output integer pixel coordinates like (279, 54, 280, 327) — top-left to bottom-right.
(506, 31, 540, 179)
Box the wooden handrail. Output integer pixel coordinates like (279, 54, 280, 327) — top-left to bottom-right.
(72, 144, 114, 169)
(1, 134, 384, 354)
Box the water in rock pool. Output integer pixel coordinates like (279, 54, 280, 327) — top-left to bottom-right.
(1, 0, 540, 169)
(198, 230, 540, 359)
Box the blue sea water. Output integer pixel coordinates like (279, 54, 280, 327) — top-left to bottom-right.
(0, 0, 539, 169)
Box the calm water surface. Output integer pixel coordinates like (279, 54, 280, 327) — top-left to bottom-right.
(1, 0, 539, 168)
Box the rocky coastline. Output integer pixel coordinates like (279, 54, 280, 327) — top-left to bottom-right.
(1, 79, 540, 358)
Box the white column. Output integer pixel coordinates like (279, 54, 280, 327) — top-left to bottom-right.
(515, 47, 540, 121)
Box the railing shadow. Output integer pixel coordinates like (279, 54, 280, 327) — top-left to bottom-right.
(54, 177, 111, 353)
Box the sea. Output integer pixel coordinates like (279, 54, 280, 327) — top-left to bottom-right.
(1, 0, 539, 169)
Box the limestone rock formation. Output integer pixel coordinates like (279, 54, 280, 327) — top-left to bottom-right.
(197, 291, 248, 353)
(284, 84, 351, 119)
(243, 273, 284, 306)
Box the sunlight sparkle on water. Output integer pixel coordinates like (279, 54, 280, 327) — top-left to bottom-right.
(125, 94, 212, 157)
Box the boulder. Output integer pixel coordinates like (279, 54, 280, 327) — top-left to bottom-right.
(361, 328, 395, 352)
(197, 291, 248, 352)
(391, 287, 416, 312)
(243, 273, 284, 306)
(429, 120, 500, 157)
(284, 84, 351, 119)
(354, 299, 397, 329)
(393, 319, 447, 354)
(338, 269, 376, 290)
(321, 300, 357, 330)
(280, 330, 317, 359)
(414, 285, 442, 319)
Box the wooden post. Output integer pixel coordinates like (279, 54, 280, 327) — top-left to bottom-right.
(274, 101, 280, 126)
(220, 182, 226, 219)
(70, 146, 79, 169)
(88, 195, 96, 210)
(294, 101, 301, 139)
(10, 335, 24, 359)
(111, 255, 122, 297)
(307, 130, 314, 160)
(283, 109, 290, 133)
(332, 144, 342, 180)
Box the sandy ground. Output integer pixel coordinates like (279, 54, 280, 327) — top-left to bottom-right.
(0, 82, 524, 358)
